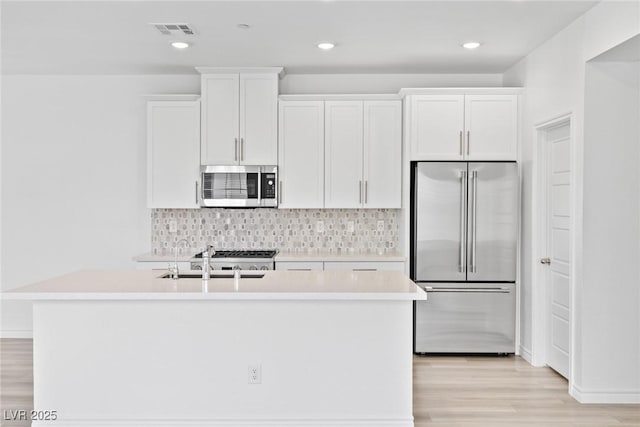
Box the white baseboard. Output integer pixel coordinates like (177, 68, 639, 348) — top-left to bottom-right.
(518, 345, 532, 364)
(571, 384, 640, 404)
(1, 329, 33, 339)
(31, 419, 414, 427)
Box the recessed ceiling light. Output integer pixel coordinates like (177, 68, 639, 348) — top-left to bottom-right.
(462, 41, 481, 50)
(317, 42, 335, 50)
(171, 41, 190, 49)
(237, 23, 251, 30)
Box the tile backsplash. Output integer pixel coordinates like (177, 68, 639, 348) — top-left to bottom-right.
(151, 209, 399, 255)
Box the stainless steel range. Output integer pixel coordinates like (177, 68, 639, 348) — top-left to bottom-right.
(190, 250, 277, 271)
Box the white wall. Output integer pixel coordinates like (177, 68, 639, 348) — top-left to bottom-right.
(581, 60, 639, 400)
(1, 75, 200, 336)
(280, 73, 503, 94)
(503, 0, 640, 403)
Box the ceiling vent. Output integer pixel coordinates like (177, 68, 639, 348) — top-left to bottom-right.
(150, 23, 195, 36)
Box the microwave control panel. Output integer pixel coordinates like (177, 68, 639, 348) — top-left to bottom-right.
(262, 173, 277, 199)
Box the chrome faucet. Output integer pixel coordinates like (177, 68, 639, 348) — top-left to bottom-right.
(202, 245, 215, 280)
(170, 238, 190, 280)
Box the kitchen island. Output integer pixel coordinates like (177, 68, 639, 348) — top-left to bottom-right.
(5, 270, 425, 427)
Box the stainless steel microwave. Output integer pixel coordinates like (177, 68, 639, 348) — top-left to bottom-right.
(200, 165, 278, 208)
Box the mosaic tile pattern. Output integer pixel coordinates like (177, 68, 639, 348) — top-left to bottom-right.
(151, 209, 399, 255)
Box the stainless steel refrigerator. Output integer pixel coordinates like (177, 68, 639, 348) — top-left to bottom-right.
(411, 162, 518, 354)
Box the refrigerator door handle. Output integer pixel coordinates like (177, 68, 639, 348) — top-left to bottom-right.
(459, 170, 467, 273)
(469, 170, 478, 273)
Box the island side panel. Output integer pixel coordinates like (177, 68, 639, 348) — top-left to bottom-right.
(32, 299, 414, 426)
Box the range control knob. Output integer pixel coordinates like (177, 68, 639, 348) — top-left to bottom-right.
(249, 265, 258, 270)
(192, 264, 202, 270)
(260, 265, 270, 270)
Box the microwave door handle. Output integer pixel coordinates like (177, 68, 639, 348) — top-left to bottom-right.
(257, 171, 262, 206)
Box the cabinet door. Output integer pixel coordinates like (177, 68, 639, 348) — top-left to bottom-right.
(464, 95, 518, 160)
(363, 100, 402, 208)
(410, 95, 464, 160)
(201, 74, 239, 165)
(147, 101, 200, 208)
(278, 101, 325, 208)
(275, 261, 324, 271)
(324, 261, 405, 271)
(324, 101, 364, 208)
(240, 73, 278, 165)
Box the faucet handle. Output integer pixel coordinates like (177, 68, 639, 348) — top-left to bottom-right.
(203, 245, 215, 257)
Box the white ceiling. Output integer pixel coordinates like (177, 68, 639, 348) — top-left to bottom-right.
(1, 0, 599, 75)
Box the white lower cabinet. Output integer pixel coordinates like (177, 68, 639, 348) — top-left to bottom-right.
(275, 261, 324, 271)
(323, 261, 405, 272)
(276, 261, 405, 272)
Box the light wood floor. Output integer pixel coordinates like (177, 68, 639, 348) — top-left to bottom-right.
(1, 339, 638, 426)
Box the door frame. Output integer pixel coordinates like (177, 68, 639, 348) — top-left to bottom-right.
(531, 113, 577, 386)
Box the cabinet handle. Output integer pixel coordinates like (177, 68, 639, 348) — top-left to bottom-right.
(459, 131, 463, 156)
(467, 131, 470, 156)
(240, 137, 244, 161)
(234, 138, 238, 161)
(278, 181, 282, 204)
(359, 180, 362, 204)
(353, 268, 376, 271)
(195, 181, 199, 204)
(364, 180, 368, 204)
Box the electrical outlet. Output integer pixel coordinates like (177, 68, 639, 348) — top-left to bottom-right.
(316, 220, 324, 233)
(347, 221, 355, 233)
(248, 364, 261, 384)
(377, 220, 385, 231)
(169, 220, 177, 233)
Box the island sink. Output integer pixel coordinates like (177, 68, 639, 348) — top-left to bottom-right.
(159, 272, 265, 279)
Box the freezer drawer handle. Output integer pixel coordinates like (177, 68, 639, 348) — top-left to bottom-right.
(426, 287, 511, 294)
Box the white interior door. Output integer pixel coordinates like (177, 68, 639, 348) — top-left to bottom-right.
(543, 121, 572, 379)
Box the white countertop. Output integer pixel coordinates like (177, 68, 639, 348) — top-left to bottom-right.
(3, 269, 425, 301)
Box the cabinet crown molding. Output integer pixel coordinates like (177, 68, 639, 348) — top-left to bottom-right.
(399, 87, 523, 97)
(195, 66, 285, 78)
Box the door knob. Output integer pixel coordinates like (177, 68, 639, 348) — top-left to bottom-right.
(540, 258, 551, 265)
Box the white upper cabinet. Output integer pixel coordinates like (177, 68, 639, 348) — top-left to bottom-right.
(324, 100, 402, 209)
(325, 101, 364, 208)
(278, 100, 325, 208)
(199, 69, 280, 165)
(239, 73, 278, 164)
(278, 96, 402, 209)
(464, 95, 518, 160)
(200, 74, 239, 165)
(410, 95, 465, 160)
(408, 93, 518, 161)
(147, 100, 200, 208)
(363, 101, 402, 208)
